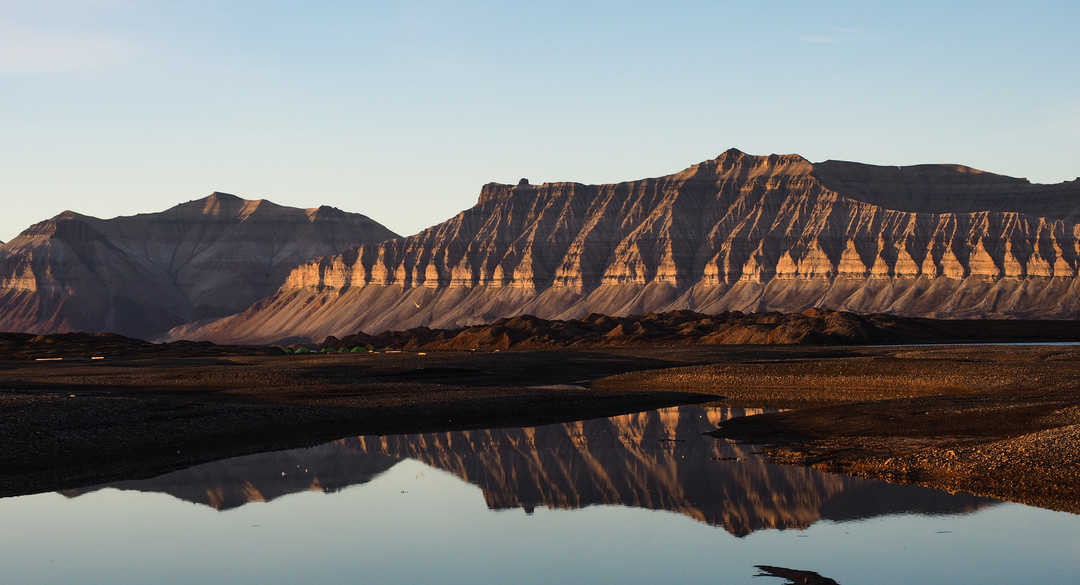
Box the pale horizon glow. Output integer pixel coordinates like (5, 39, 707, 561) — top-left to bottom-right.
(2, 1, 1078, 241)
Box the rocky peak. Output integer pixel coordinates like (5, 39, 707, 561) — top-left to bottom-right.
(179, 191, 254, 219)
(477, 182, 513, 204)
(0, 193, 399, 337)
(711, 147, 809, 166)
(680, 149, 814, 182)
(6, 211, 97, 245)
(53, 210, 91, 221)
(203, 191, 244, 207)
(170, 148, 1080, 344)
(305, 205, 343, 221)
(477, 179, 545, 205)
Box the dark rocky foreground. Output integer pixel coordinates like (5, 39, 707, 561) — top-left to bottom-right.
(322, 308, 1080, 350)
(0, 347, 709, 497)
(0, 331, 277, 360)
(755, 566, 841, 585)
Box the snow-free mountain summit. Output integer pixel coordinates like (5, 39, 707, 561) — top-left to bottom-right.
(0, 193, 398, 338)
(171, 149, 1080, 344)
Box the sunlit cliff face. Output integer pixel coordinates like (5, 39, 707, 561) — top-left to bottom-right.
(173, 149, 1080, 344)
(64, 406, 992, 536)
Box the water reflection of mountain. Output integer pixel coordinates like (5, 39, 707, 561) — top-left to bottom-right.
(63, 406, 994, 536)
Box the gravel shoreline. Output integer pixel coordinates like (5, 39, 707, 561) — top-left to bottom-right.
(600, 345, 1080, 513)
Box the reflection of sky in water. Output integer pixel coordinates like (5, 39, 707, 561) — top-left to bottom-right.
(0, 407, 1078, 585)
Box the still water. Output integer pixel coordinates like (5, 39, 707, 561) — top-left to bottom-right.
(1, 406, 1078, 584)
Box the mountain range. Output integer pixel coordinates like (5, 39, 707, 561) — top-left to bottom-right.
(3, 149, 1079, 342)
(171, 149, 1080, 343)
(0, 193, 396, 338)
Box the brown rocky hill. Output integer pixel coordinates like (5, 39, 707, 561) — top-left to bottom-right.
(0, 193, 397, 338)
(0, 331, 278, 361)
(169, 149, 1080, 344)
(321, 309, 1080, 352)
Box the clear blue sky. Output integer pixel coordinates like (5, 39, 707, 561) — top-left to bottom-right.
(2, 1, 1078, 241)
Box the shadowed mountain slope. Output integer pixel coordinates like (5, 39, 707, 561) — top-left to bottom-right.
(0, 193, 398, 338)
(170, 149, 1080, 344)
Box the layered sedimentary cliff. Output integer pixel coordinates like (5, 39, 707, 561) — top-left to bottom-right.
(65, 406, 990, 536)
(0, 193, 397, 338)
(172, 149, 1080, 344)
